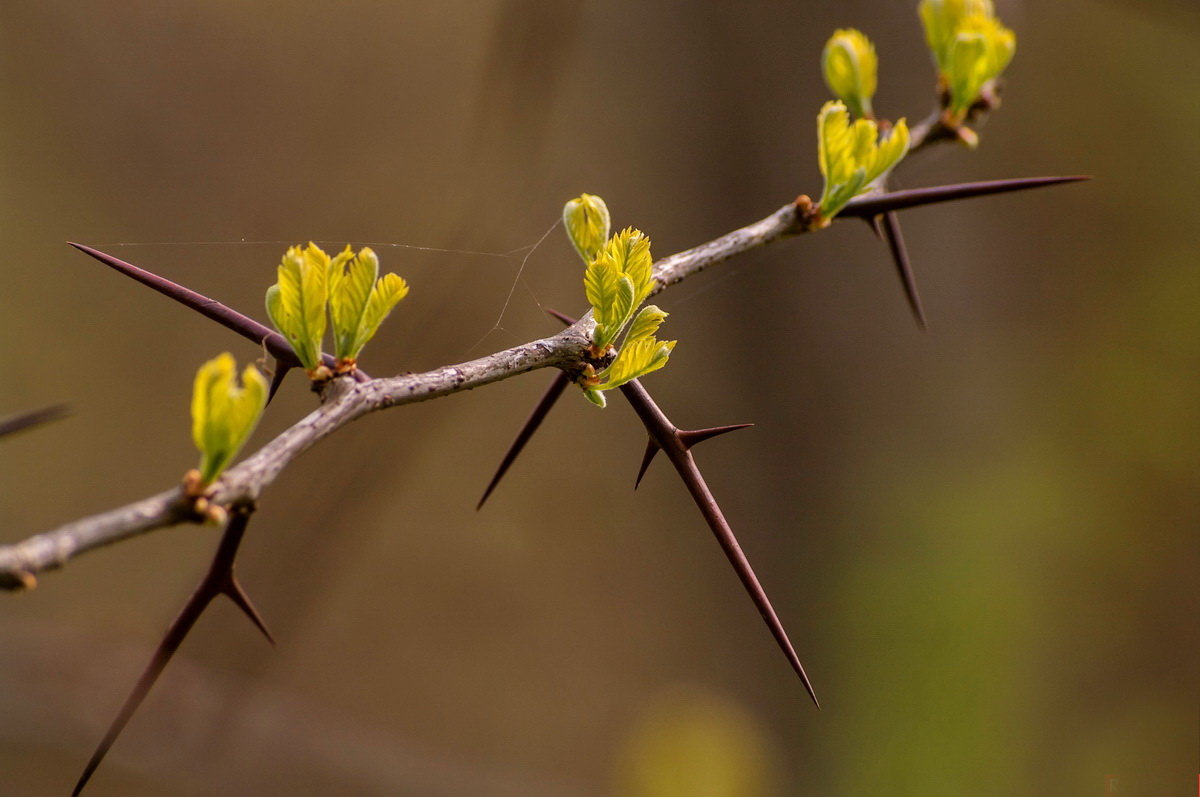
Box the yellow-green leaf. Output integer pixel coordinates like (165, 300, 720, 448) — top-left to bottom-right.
(354, 271, 409, 358)
(584, 227, 656, 350)
(329, 246, 380, 361)
(596, 336, 676, 391)
(267, 242, 330, 370)
(945, 15, 1016, 119)
(919, 0, 996, 70)
(191, 353, 268, 485)
(624, 305, 668, 347)
(816, 101, 909, 221)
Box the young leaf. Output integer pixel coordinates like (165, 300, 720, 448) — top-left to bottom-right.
(329, 246, 379, 361)
(596, 336, 676, 391)
(918, 0, 1015, 124)
(816, 101, 909, 222)
(918, 0, 995, 70)
(191, 353, 268, 486)
(623, 305, 668, 347)
(355, 272, 409, 358)
(584, 249, 623, 350)
(944, 15, 1015, 120)
(563, 193, 611, 264)
(822, 29, 878, 119)
(266, 243, 330, 371)
(583, 227, 656, 351)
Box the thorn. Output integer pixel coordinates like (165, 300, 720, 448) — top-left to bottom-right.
(878, 212, 927, 331)
(678, 424, 754, 450)
(0, 404, 69, 439)
(223, 577, 276, 645)
(637, 424, 753, 487)
(266, 360, 291, 403)
(618, 381, 818, 707)
(476, 371, 571, 510)
(544, 308, 577, 327)
(635, 437, 661, 489)
(841, 175, 1089, 218)
(67, 244, 370, 381)
(866, 214, 885, 241)
(476, 307, 580, 510)
(73, 508, 268, 794)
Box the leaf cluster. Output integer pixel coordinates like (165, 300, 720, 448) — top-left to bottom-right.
(265, 243, 408, 374)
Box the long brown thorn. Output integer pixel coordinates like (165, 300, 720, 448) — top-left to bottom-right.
(67, 243, 368, 383)
(0, 404, 69, 439)
(618, 381, 818, 706)
(72, 506, 273, 796)
(841, 175, 1089, 218)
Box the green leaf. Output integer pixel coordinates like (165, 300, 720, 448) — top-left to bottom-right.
(563, 193, 611, 264)
(596, 336, 676, 391)
(355, 271, 409, 358)
(267, 243, 330, 371)
(583, 227, 656, 349)
(329, 246, 380, 361)
(816, 101, 909, 221)
(918, 0, 1014, 123)
(584, 249, 622, 349)
(191, 353, 268, 485)
(624, 305, 668, 347)
(919, 0, 997, 70)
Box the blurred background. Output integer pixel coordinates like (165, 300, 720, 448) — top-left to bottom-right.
(0, 1, 1197, 794)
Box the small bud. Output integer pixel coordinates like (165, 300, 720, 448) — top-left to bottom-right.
(563, 193, 611, 265)
(822, 29, 877, 119)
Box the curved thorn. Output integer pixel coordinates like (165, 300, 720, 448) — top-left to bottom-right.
(878, 212, 927, 331)
(866, 214, 885, 241)
(73, 509, 260, 795)
(635, 437, 661, 489)
(266, 360, 292, 403)
(67, 244, 370, 381)
(841, 175, 1090, 218)
(0, 404, 69, 439)
(477, 371, 571, 510)
(618, 381, 819, 707)
(223, 577, 275, 646)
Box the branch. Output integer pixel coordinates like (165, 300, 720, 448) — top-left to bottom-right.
(0, 177, 1085, 589)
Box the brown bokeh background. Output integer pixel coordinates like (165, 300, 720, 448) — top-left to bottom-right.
(2, 1, 1198, 794)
